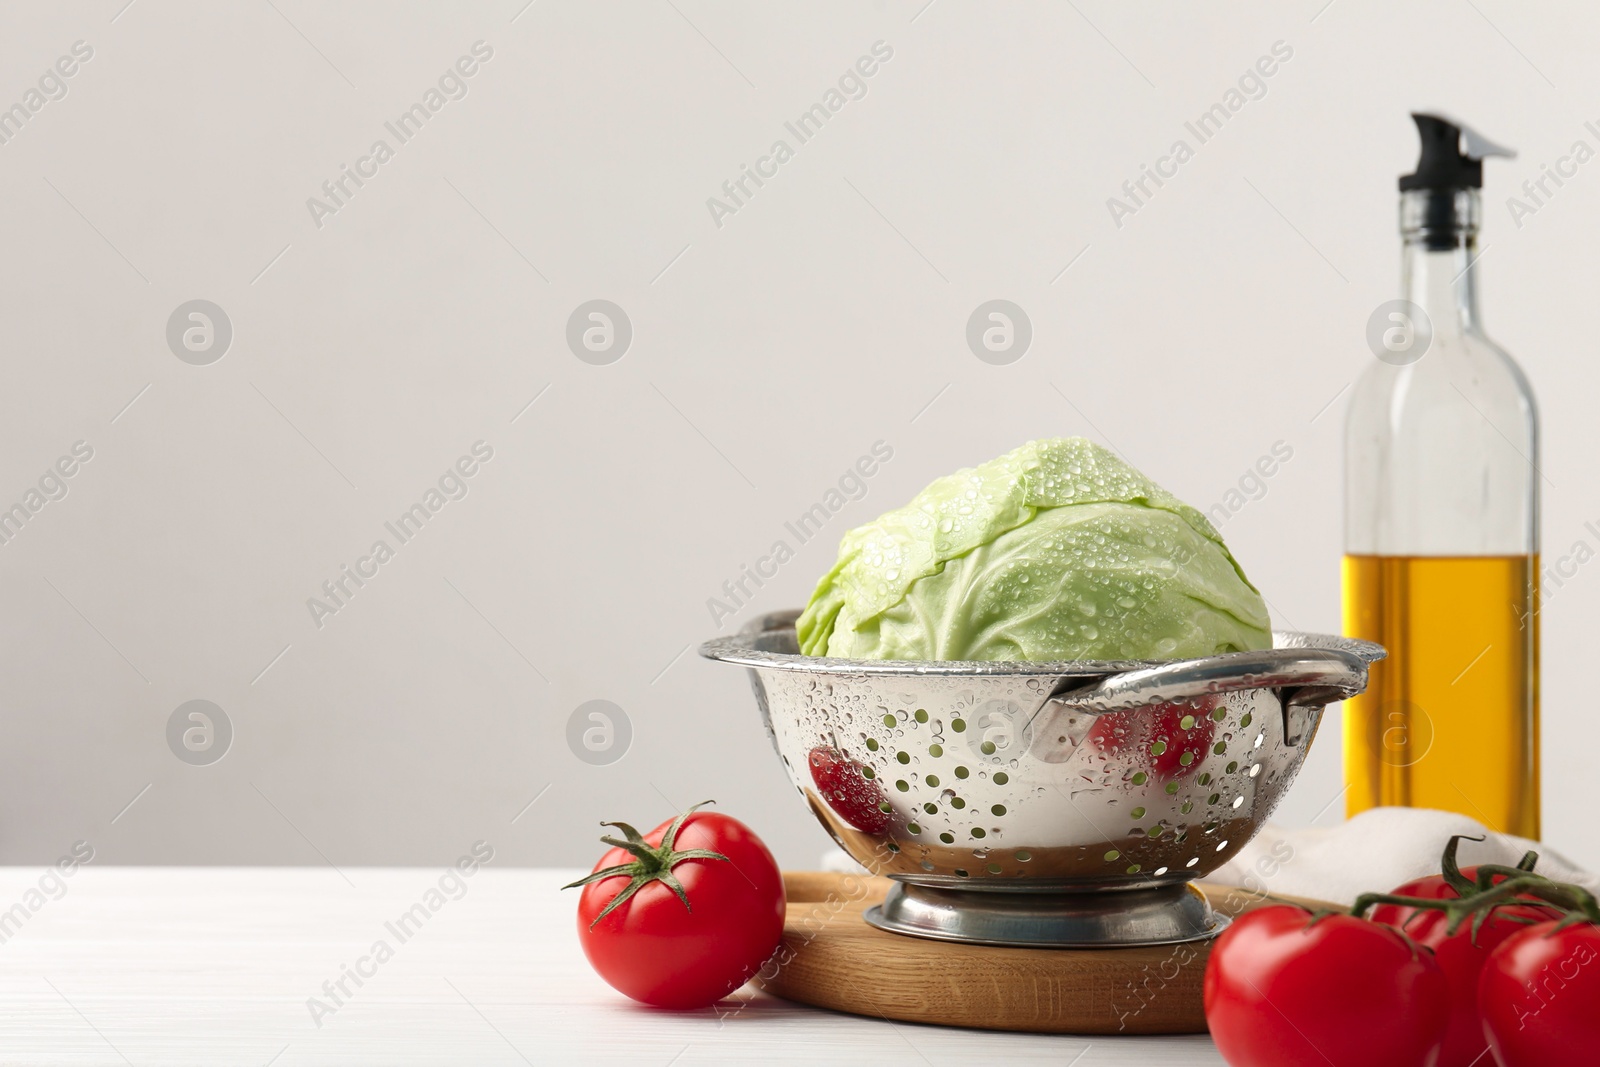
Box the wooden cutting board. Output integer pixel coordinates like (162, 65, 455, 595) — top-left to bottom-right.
(758, 871, 1334, 1035)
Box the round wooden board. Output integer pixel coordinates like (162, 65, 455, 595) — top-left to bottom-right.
(757, 871, 1335, 1035)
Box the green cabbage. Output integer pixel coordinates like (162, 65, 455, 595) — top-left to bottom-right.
(796, 437, 1271, 661)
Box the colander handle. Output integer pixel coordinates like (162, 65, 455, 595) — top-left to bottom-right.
(1039, 647, 1370, 716)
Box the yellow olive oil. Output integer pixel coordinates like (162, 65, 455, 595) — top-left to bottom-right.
(1342, 554, 1539, 838)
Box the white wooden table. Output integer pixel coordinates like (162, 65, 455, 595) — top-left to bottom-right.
(0, 867, 1226, 1065)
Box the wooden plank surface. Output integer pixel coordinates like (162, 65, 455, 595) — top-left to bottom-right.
(759, 872, 1332, 1035)
(0, 865, 1234, 1065)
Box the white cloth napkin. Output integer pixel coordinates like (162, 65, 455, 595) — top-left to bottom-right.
(1211, 807, 1598, 906)
(820, 807, 1597, 907)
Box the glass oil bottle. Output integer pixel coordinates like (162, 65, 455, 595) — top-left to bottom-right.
(1343, 114, 1540, 838)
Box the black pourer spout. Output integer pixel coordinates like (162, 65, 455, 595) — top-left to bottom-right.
(1399, 113, 1514, 249)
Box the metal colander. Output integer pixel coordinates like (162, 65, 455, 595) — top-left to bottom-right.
(701, 610, 1383, 948)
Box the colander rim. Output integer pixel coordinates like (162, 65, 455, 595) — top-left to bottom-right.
(699, 609, 1385, 678)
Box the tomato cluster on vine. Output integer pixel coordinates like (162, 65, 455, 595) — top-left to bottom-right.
(1205, 835, 1600, 1067)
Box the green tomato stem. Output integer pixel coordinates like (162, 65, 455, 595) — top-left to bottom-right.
(1350, 869, 1598, 941)
(562, 801, 732, 929)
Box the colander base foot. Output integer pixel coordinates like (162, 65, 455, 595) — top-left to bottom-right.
(863, 880, 1228, 948)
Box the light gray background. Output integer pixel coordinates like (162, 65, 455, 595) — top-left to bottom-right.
(0, 0, 1593, 873)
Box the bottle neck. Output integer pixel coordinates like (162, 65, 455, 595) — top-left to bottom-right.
(1399, 189, 1482, 340)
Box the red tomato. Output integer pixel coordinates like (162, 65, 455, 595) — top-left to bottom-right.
(1205, 905, 1451, 1067)
(1087, 699, 1216, 781)
(808, 745, 891, 833)
(1478, 920, 1600, 1067)
(1370, 869, 1558, 1067)
(567, 804, 784, 1009)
